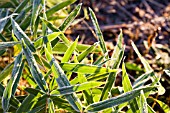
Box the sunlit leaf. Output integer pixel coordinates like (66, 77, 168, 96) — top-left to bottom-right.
(86, 86, 156, 112)
(2, 53, 24, 112)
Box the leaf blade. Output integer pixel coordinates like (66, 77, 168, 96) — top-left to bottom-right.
(86, 86, 156, 112)
(2, 53, 24, 112)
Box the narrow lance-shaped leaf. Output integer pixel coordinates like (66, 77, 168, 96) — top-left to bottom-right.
(44, 38, 82, 112)
(45, 47, 82, 112)
(0, 62, 14, 82)
(89, 8, 108, 58)
(0, 41, 20, 50)
(61, 37, 78, 63)
(131, 41, 163, 96)
(42, 0, 47, 36)
(0, 8, 9, 33)
(0, 84, 21, 110)
(100, 30, 124, 101)
(46, 0, 76, 18)
(86, 86, 156, 112)
(77, 42, 98, 62)
(50, 81, 104, 96)
(59, 3, 82, 31)
(60, 63, 117, 74)
(122, 62, 132, 92)
(131, 41, 152, 72)
(133, 71, 154, 89)
(0, 33, 6, 42)
(40, 17, 77, 48)
(150, 98, 170, 113)
(52, 42, 101, 54)
(110, 30, 123, 68)
(48, 98, 55, 113)
(14, 0, 30, 13)
(34, 31, 62, 49)
(40, 17, 60, 32)
(16, 93, 42, 113)
(12, 30, 22, 56)
(2, 53, 24, 112)
(139, 90, 148, 113)
(4, 0, 31, 29)
(122, 62, 139, 112)
(11, 18, 36, 52)
(20, 13, 32, 31)
(21, 39, 48, 93)
(31, 0, 42, 34)
(100, 50, 124, 101)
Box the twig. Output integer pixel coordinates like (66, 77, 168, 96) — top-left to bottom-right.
(147, 0, 165, 8)
(116, 3, 139, 21)
(142, 0, 155, 15)
(82, 20, 98, 39)
(76, 23, 133, 31)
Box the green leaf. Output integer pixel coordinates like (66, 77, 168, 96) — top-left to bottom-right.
(29, 94, 48, 112)
(16, 94, 42, 113)
(50, 81, 104, 96)
(122, 62, 139, 112)
(151, 98, 170, 113)
(48, 98, 55, 113)
(133, 71, 154, 89)
(100, 31, 124, 101)
(131, 41, 152, 72)
(125, 62, 143, 71)
(139, 90, 148, 113)
(50, 95, 75, 112)
(35, 20, 71, 48)
(122, 62, 133, 92)
(77, 42, 98, 62)
(14, 0, 30, 13)
(87, 72, 110, 81)
(0, 33, 6, 42)
(21, 39, 48, 93)
(31, 0, 41, 38)
(44, 46, 82, 112)
(100, 50, 124, 101)
(59, 3, 82, 31)
(89, 8, 108, 57)
(0, 62, 14, 82)
(131, 41, 162, 96)
(60, 63, 117, 74)
(0, 41, 20, 50)
(34, 31, 62, 49)
(52, 42, 101, 54)
(0, 8, 9, 33)
(0, 84, 21, 110)
(11, 18, 36, 52)
(61, 37, 78, 63)
(40, 16, 59, 31)
(86, 86, 156, 112)
(110, 30, 123, 68)
(20, 13, 32, 31)
(25, 87, 44, 96)
(2, 53, 24, 112)
(46, 0, 76, 18)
